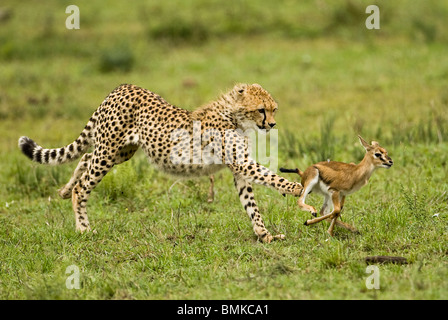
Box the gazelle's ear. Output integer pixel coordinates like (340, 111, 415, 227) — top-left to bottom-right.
(358, 135, 372, 151)
(371, 141, 380, 147)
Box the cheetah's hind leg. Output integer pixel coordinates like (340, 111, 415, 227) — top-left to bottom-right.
(59, 145, 138, 200)
(59, 153, 92, 199)
(70, 144, 138, 233)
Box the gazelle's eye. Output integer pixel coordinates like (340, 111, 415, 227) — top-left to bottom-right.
(374, 153, 382, 158)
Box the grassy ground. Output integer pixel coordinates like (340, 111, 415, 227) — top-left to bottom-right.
(0, 0, 447, 299)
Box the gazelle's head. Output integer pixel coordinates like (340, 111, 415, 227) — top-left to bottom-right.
(358, 135, 393, 169)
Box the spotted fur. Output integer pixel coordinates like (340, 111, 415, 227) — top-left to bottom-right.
(19, 83, 302, 243)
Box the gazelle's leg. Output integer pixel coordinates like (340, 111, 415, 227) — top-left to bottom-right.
(333, 196, 360, 233)
(340, 196, 346, 211)
(304, 191, 341, 229)
(327, 195, 342, 235)
(297, 169, 319, 217)
(318, 195, 358, 233)
(328, 217, 338, 236)
(319, 194, 332, 216)
(335, 220, 359, 233)
(304, 208, 337, 226)
(207, 175, 215, 203)
(327, 192, 342, 236)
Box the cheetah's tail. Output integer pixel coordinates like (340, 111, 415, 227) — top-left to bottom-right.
(18, 112, 98, 165)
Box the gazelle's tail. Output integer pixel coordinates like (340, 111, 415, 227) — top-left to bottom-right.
(279, 167, 304, 177)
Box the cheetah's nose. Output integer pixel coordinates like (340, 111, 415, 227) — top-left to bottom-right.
(268, 122, 276, 128)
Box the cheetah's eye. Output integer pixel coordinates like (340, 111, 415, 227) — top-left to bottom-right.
(258, 109, 265, 114)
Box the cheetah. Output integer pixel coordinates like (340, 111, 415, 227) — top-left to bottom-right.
(18, 83, 303, 243)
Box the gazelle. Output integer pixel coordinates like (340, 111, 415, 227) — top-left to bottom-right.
(280, 135, 393, 236)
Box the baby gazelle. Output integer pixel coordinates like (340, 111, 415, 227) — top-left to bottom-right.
(280, 135, 393, 236)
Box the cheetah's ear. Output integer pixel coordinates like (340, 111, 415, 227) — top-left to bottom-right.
(234, 84, 247, 101)
(235, 83, 247, 95)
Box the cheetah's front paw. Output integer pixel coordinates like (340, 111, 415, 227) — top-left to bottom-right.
(293, 183, 303, 197)
(262, 233, 286, 243)
(58, 187, 72, 199)
(272, 234, 286, 241)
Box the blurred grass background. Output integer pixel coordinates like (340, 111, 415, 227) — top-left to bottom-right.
(0, 0, 447, 299)
(1, 0, 447, 146)
(1, 0, 447, 181)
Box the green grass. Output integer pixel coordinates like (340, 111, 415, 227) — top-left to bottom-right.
(1, 0, 448, 299)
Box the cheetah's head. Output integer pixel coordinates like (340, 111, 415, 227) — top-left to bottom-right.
(232, 83, 278, 133)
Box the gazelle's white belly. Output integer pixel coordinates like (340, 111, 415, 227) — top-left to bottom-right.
(313, 178, 368, 197)
(312, 179, 332, 196)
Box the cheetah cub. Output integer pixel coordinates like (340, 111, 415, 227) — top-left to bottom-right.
(280, 135, 393, 236)
(18, 83, 303, 243)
